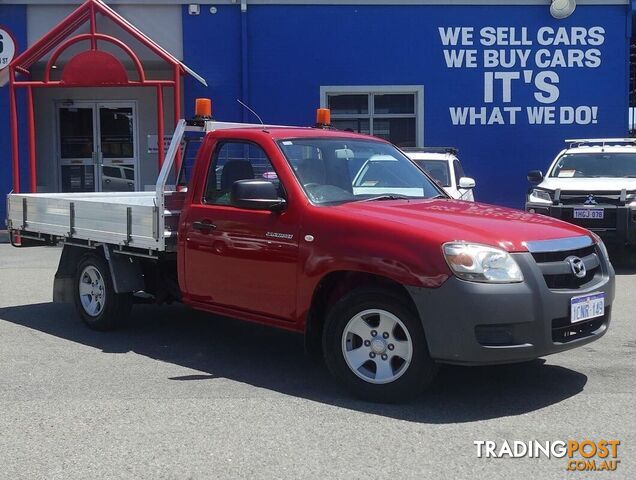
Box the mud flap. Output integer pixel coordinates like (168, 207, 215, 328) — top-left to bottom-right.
(53, 245, 86, 303)
(102, 245, 144, 293)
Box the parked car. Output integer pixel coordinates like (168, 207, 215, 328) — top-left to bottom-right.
(6, 109, 615, 402)
(101, 165, 135, 191)
(526, 138, 636, 249)
(402, 147, 475, 201)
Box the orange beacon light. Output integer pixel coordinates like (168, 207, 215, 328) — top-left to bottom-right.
(195, 98, 212, 118)
(315, 108, 331, 128)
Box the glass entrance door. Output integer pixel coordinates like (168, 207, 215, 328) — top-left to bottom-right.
(58, 102, 138, 193)
(59, 106, 97, 192)
(98, 103, 136, 192)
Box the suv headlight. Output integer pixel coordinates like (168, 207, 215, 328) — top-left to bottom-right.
(443, 243, 524, 283)
(529, 188, 552, 204)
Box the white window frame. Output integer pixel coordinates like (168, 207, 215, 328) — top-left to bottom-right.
(320, 85, 424, 147)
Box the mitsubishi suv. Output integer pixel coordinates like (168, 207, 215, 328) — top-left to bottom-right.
(526, 138, 636, 249)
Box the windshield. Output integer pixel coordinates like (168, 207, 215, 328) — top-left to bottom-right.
(278, 138, 443, 205)
(550, 153, 636, 178)
(411, 159, 451, 187)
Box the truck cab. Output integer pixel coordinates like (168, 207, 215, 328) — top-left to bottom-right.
(401, 147, 476, 201)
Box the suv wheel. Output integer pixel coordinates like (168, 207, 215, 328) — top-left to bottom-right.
(323, 288, 437, 402)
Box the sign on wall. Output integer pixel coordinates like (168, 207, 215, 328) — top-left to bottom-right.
(439, 26, 605, 126)
(147, 134, 172, 155)
(0, 27, 16, 70)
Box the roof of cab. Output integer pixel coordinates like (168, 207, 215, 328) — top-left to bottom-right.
(405, 152, 454, 161)
(208, 126, 387, 142)
(562, 138, 636, 155)
(564, 145, 636, 155)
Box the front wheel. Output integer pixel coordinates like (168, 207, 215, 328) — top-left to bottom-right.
(74, 253, 132, 331)
(322, 288, 437, 403)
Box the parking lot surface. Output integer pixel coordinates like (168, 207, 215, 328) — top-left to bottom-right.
(0, 244, 634, 480)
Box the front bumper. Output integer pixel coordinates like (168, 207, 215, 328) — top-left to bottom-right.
(526, 202, 636, 246)
(407, 249, 615, 365)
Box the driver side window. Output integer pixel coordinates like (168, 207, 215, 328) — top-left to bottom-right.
(203, 141, 279, 205)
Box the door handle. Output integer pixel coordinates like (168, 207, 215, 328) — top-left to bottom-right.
(192, 220, 216, 232)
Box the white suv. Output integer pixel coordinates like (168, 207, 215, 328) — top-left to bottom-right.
(402, 147, 475, 201)
(526, 138, 636, 247)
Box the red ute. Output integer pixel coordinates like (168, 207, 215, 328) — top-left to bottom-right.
(8, 122, 616, 402)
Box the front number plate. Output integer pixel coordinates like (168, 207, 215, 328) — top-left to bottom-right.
(570, 292, 605, 324)
(573, 208, 604, 219)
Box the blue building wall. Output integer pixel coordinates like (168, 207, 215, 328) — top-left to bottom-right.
(0, 5, 27, 223)
(0, 3, 631, 224)
(183, 4, 630, 208)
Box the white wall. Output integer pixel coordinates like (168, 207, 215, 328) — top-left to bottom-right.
(27, 4, 183, 61)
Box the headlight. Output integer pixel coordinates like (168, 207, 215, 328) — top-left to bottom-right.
(443, 243, 524, 283)
(529, 188, 552, 204)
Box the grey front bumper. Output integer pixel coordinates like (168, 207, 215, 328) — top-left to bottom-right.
(407, 251, 615, 365)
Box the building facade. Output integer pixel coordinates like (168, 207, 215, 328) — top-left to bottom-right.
(0, 0, 633, 222)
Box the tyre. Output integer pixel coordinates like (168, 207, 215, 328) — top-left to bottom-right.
(322, 287, 437, 403)
(74, 253, 132, 331)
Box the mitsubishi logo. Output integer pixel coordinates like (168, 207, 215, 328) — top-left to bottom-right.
(566, 256, 587, 279)
(584, 194, 598, 206)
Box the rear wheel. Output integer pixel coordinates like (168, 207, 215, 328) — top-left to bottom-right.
(323, 288, 437, 402)
(74, 253, 132, 330)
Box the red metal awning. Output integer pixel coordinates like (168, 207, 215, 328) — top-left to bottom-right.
(6, 0, 205, 193)
(3, 0, 205, 87)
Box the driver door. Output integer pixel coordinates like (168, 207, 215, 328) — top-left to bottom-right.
(183, 140, 299, 322)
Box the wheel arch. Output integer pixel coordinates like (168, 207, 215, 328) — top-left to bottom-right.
(304, 270, 419, 357)
(53, 244, 145, 303)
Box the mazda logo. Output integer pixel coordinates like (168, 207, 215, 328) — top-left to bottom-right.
(566, 256, 587, 278)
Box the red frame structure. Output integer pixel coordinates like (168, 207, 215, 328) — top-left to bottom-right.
(8, 0, 201, 193)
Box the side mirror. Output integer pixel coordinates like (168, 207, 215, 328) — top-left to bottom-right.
(527, 170, 544, 184)
(230, 179, 286, 211)
(458, 177, 476, 189)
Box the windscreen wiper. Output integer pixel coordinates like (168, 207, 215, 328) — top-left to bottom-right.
(359, 194, 412, 202)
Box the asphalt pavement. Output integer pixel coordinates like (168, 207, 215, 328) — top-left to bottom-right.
(0, 244, 634, 480)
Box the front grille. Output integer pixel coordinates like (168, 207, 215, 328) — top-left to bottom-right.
(558, 191, 629, 206)
(531, 245, 602, 290)
(552, 307, 610, 343)
(543, 268, 598, 290)
(531, 245, 595, 264)
(560, 208, 617, 229)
